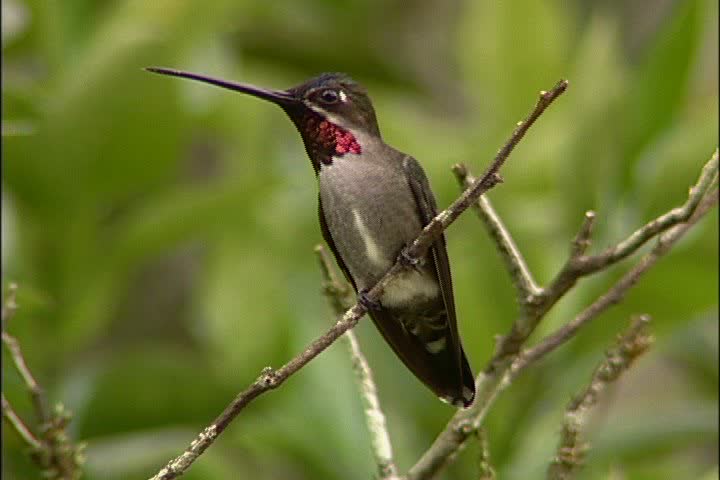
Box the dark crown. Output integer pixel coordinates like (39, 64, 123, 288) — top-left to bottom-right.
(290, 72, 362, 97)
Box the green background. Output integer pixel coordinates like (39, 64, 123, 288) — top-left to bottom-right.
(2, 1, 717, 479)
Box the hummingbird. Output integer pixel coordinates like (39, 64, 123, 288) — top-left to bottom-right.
(146, 67, 476, 407)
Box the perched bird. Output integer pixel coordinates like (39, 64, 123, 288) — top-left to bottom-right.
(147, 68, 475, 407)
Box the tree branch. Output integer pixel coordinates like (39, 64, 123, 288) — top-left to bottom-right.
(536, 149, 718, 323)
(2, 283, 85, 480)
(149, 78, 569, 480)
(546, 315, 654, 480)
(407, 360, 511, 479)
(315, 245, 399, 480)
(406, 151, 717, 480)
(452, 164, 541, 308)
(404, 80, 569, 261)
(2, 392, 43, 451)
(477, 428, 496, 480)
(2, 284, 50, 427)
(2, 282, 49, 430)
(514, 184, 718, 373)
(496, 148, 717, 360)
(1, 281, 19, 322)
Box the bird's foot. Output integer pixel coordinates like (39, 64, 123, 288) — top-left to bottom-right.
(358, 289, 382, 311)
(397, 247, 423, 270)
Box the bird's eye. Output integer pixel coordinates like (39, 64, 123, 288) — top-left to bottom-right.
(319, 89, 340, 104)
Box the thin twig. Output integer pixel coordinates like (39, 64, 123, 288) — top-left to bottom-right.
(514, 186, 718, 373)
(405, 80, 569, 262)
(149, 79, 570, 480)
(407, 362, 511, 479)
(591, 150, 717, 265)
(2, 282, 49, 427)
(2, 392, 43, 451)
(315, 245, 354, 312)
(569, 211, 597, 258)
(2, 334, 50, 428)
(407, 150, 718, 480)
(2, 282, 19, 323)
(476, 428, 496, 480)
(495, 149, 718, 360)
(345, 331, 399, 479)
(315, 245, 399, 480)
(546, 315, 654, 480)
(538, 149, 718, 320)
(452, 164, 541, 307)
(2, 284, 84, 480)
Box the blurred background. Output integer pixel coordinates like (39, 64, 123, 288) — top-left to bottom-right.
(2, 0, 717, 479)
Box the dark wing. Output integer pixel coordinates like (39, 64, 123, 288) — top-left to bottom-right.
(319, 194, 460, 401)
(402, 155, 475, 403)
(318, 175, 474, 406)
(318, 197, 356, 290)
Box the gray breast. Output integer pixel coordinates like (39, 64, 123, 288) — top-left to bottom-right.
(319, 155, 421, 289)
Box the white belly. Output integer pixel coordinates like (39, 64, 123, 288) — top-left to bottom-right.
(381, 268, 440, 308)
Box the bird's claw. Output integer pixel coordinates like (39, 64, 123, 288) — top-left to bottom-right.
(358, 289, 382, 311)
(398, 248, 422, 269)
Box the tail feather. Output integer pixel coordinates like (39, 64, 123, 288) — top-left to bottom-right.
(368, 307, 475, 407)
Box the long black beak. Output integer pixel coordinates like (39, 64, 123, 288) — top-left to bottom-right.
(145, 67, 299, 107)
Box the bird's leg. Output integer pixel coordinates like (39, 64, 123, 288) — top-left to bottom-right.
(358, 288, 383, 311)
(397, 246, 424, 271)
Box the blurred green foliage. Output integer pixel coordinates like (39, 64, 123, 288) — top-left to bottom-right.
(2, 1, 717, 479)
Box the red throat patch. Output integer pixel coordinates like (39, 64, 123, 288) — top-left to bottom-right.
(316, 119, 362, 155)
